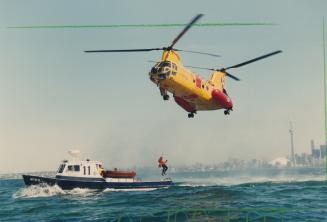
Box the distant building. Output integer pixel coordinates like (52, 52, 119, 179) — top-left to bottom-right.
(269, 157, 289, 167)
(305, 139, 326, 166)
(311, 140, 321, 159)
(312, 149, 320, 159)
(289, 122, 296, 166)
(311, 140, 315, 155)
(320, 144, 326, 159)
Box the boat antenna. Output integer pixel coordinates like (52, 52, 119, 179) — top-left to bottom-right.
(68, 149, 81, 161)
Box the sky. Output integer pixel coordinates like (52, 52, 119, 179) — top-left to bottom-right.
(0, 0, 327, 173)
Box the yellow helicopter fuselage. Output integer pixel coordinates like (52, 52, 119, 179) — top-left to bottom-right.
(149, 50, 233, 113)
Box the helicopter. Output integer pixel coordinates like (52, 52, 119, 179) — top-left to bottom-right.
(85, 14, 282, 118)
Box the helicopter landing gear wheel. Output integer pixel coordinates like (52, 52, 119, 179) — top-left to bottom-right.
(163, 95, 169, 101)
(188, 111, 196, 118)
(160, 87, 169, 101)
(224, 110, 230, 115)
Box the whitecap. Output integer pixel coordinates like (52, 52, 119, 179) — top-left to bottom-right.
(12, 184, 65, 198)
(103, 188, 158, 192)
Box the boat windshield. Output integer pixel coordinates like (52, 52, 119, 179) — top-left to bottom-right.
(67, 165, 80, 172)
(57, 164, 65, 173)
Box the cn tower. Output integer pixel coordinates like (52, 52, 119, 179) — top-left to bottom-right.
(289, 122, 296, 166)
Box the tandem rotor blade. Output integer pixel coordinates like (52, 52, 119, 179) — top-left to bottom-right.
(184, 65, 215, 71)
(84, 47, 220, 58)
(8, 22, 275, 29)
(169, 14, 204, 49)
(223, 50, 282, 70)
(184, 65, 240, 81)
(174, 49, 220, 57)
(224, 72, 241, 81)
(85, 48, 164, 53)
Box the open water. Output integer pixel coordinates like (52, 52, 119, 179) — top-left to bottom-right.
(0, 168, 326, 221)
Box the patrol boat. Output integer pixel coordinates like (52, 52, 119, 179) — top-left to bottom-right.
(22, 150, 173, 190)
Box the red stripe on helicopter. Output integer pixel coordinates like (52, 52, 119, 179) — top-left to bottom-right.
(182, 94, 198, 99)
(195, 76, 202, 88)
(174, 96, 195, 112)
(211, 89, 233, 109)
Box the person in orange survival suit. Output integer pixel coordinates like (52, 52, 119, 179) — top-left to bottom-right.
(158, 155, 168, 176)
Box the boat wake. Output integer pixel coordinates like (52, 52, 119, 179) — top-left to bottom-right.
(104, 188, 159, 192)
(178, 174, 326, 187)
(13, 185, 65, 198)
(12, 185, 161, 198)
(12, 185, 97, 199)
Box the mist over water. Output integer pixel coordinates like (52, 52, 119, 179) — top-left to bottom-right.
(1, 167, 326, 221)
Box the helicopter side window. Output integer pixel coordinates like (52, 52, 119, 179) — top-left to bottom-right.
(171, 63, 177, 75)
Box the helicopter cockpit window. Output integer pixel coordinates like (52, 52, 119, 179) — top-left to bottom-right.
(157, 62, 171, 74)
(150, 61, 178, 78)
(151, 62, 161, 74)
(151, 61, 171, 74)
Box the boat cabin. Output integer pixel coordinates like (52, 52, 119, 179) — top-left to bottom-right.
(56, 159, 104, 178)
(56, 150, 136, 182)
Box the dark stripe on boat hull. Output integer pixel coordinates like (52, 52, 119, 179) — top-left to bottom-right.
(23, 175, 56, 186)
(22, 175, 173, 190)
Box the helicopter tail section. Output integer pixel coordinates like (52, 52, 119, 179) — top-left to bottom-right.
(209, 71, 226, 91)
(211, 89, 233, 110)
(210, 71, 233, 110)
